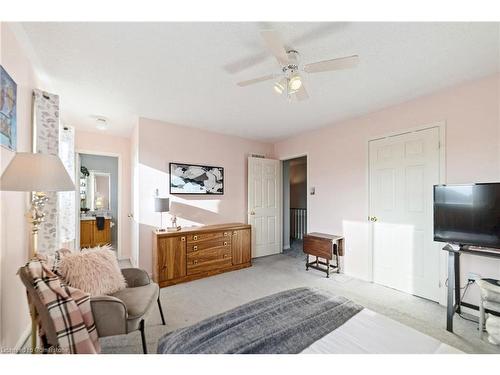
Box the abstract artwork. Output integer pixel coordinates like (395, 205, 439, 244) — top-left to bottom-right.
(170, 162, 224, 195)
(0, 65, 17, 151)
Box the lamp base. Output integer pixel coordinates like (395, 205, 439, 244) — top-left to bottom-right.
(166, 226, 182, 232)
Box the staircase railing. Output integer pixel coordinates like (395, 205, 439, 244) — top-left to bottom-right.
(290, 208, 307, 240)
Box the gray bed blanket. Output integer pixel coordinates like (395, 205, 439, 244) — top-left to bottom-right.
(157, 287, 363, 354)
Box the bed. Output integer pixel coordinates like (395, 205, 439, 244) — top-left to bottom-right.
(157, 287, 461, 354)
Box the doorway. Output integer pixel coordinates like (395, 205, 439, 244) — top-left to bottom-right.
(282, 156, 308, 257)
(369, 126, 442, 302)
(77, 152, 120, 253)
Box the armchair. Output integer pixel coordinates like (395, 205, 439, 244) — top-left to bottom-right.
(19, 266, 166, 354)
(91, 268, 166, 353)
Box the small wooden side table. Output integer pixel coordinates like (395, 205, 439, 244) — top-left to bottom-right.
(303, 232, 344, 278)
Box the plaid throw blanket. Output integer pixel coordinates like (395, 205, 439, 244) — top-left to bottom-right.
(26, 257, 101, 354)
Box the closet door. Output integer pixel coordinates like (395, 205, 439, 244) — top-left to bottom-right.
(369, 127, 440, 301)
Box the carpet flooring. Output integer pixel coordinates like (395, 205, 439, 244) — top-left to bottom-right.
(102, 247, 500, 354)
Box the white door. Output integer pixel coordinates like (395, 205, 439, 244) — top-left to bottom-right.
(369, 127, 441, 301)
(248, 156, 281, 258)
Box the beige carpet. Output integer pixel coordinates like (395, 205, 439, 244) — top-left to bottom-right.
(101, 252, 500, 354)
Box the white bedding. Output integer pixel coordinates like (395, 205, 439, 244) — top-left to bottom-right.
(302, 308, 462, 354)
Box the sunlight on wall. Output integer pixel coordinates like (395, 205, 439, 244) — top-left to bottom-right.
(138, 163, 222, 228)
(343, 220, 373, 281)
(174, 196, 221, 213)
(344, 219, 433, 298)
(372, 222, 416, 294)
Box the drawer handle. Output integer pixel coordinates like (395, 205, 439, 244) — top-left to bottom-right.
(193, 260, 198, 264)
(223, 254, 227, 258)
(224, 232, 228, 236)
(181, 237, 186, 242)
(233, 231, 237, 235)
(193, 235, 198, 240)
(224, 241, 228, 246)
(193, 245, 198, 250)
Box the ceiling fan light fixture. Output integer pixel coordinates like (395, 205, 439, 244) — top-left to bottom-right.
(234, 29, 359, 103)
(288, 74, 302, 91)
(274, 80, 286, 95)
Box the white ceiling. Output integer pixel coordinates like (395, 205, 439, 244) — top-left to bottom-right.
(19, 22, 500, 142)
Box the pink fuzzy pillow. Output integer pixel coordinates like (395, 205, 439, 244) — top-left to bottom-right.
(58, 245, 126, 296)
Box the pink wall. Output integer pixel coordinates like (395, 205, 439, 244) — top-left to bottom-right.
(274, 74, 500, 306)
(0, 23, 39, 349)
(75, 130, 132, 260)
(136, 118, 273, 272)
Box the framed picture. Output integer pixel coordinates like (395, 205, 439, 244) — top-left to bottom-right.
(170, 162, 224, 195)
(0, 65, 17, 151)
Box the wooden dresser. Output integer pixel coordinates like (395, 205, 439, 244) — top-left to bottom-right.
(152, 223, 251, 287)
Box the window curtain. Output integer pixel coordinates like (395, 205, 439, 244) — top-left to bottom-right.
(33, 90, 76, 253)
(58, 126, 76, 245)
(33, 89, 60, 254)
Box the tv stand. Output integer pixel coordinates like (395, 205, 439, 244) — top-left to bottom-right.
(442, 243, 500, 332)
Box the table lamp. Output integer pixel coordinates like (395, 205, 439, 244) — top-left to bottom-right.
(154, 197, 170, 232)
(0, 152, 75, 352)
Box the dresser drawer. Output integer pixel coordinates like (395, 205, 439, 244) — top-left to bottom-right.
(187, 239, 231, 253)
(187, 230, 231, 243)
(187, 247, 232, 275)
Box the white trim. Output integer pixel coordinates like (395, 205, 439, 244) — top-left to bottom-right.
(76, 150, 123, 260)
(367, 121, 447, 305)
(279, 152, 310, 252)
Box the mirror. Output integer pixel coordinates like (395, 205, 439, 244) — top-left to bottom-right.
(80, 170, 111, 211)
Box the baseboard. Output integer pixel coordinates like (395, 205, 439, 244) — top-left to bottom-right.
(14, 324, 31, 353)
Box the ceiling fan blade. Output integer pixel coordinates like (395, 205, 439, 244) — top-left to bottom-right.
(260, 30, 289, 66)
(294, 84, 309, 101)
(237, 74, 275, 87)
(304, 55, 359, 74)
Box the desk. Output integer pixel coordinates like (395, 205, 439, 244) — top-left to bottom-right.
(303, 232, 344, 278)
(443, 244, 500, 332)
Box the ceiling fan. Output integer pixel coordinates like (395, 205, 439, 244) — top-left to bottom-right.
(236, 30, 359, 102)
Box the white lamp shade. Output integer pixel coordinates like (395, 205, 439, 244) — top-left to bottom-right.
(154, 197, 170, 213)
(0, 152, 75, 192)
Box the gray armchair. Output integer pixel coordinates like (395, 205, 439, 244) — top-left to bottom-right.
(19, 266, 165, 354)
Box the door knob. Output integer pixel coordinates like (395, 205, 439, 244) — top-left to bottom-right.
(250, 211, 255, 215)
(368, 216, 378, 222)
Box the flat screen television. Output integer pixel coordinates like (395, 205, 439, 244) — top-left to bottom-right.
(434, 183, 500, 248)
